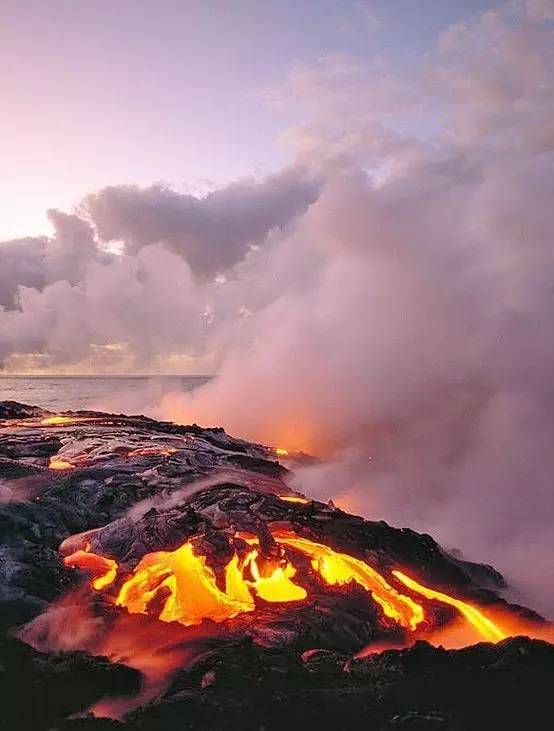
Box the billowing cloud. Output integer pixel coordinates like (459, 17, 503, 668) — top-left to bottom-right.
(80, 167, 320, 279)
(0, 168, 320, 370)
(0, 236, 46, 309)
(0, 210, 109, 311)
(156, 3, 554, 614)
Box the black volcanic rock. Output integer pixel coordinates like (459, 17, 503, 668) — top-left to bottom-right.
(50, 636, 554, 731)
(0, 401, 48, 420)
(0, 634, 139, 729)
(0, 402, 285, 624)
(1, 401, 553, 731)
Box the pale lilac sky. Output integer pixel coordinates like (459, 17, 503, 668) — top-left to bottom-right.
(1, 0, 491, 239)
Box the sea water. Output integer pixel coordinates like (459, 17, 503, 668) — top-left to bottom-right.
(0, 376, 212, 413)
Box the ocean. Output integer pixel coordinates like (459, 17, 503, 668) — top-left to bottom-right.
(0, 376, 212, 413)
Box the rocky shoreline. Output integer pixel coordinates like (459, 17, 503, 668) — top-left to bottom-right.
(1, 400, 552, 730)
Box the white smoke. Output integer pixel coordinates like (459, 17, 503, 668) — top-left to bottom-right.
(0, 169, 318, 370)
(157, 3, 554, 616)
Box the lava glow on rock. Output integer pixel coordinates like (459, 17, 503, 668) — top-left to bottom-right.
(41, 415, 96, 426)
(392, 570, 506, 643)
(48, 457, 75, 470)
(64, 528, 510, 645)
(264, 530, 424, 631)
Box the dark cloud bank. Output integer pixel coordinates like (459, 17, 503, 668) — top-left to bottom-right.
(1, 2, 554, 615)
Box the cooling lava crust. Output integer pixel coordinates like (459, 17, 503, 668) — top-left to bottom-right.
(1, 401, 552, 730)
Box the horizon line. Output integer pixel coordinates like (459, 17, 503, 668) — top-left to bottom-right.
(0, 374, 216, 379)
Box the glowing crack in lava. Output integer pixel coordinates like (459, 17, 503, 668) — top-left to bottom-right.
(48, 445, 178, 471)
(41, 415, 96, 426)
(125, 446, 178, 458)
(49, 457, 75, 471)
(64, 528, 510, 644)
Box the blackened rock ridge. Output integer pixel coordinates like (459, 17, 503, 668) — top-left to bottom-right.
(0, 401, 552, 731)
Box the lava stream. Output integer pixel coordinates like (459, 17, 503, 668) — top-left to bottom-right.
(90, 540, 307, 627)
(64, 528, 529, 647)
(49, 457, 75, 470)
(64, 548, 118, 590)
(392, 570, 506, 643)
(269, 530, 424, 630)
(41, 415, 94, 426)
(65, 530, 423, 631)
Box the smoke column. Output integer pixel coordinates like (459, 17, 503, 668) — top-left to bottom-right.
(158, 4, 554, 616)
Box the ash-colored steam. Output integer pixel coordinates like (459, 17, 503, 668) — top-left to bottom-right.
(158, 4, 554, 616)
(2, 2, 554, 613)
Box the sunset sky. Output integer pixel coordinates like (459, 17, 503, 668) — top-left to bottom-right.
(2, 0, 488, 239)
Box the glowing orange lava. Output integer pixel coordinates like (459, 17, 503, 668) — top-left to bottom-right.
(275, 448, 289, 457)
(67, 530, 424, 631)
(243, 549, 307, 602)
(64, 549, 118, 591)
(279, 495, 309, 504)
(268, 530, 424, 630)
(1, 414, 100, 430)
(113, 542, 308, 625)
(126, 447, 178, 458)
(41, 415, 95, 426)
(115, 543, 253, 625)
(63, 528, 538, 648)
(49, 457, 75, 470)
(392, 570, 506, 643)
(65, 538, 307, 627)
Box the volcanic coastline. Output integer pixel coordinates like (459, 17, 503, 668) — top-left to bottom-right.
(1, 400, 553, 731)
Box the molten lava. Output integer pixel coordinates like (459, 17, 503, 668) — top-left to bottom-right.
(243, 549, 307, 602)
(65, 530, 422, 631)
(266, 530, 424, 631)
(279, 495, 309, 504)
(115, 543, 253, 625)
(392, 570, 506, 643)
(274, 448, 289, 457)
(65, 537, 308, 628)
(64, 549, 118, 591)
(41, 415, 95, 426)
(125, 447, 178, 458)
(49, 457, 75, 471)
(64, 528, 529, 647)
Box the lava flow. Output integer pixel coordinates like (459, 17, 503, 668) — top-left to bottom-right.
(116, 540, 307, 622)
(393, 570, 506, 643)
(49, 457, 75, 471)
(41, 415, 95, 426)
(63, 527, 518, 647)
(48, 445, 179, 470)
(241, 529, 424, 630)
(67, 537, 307, 628)
(65, 547, 118, 590)
(125, 446, 178, 458)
